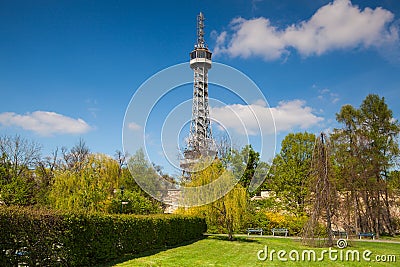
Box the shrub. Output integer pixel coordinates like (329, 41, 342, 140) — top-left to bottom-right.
(247, 210, 308, 236)
(0, 206, 206, 266)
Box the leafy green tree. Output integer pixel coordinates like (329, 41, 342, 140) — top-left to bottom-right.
(0, 175, 34, 205)
(126, 149, 171, 200)
(49, 150, 163, 214)
(235, 145, 259, 189)
(0, 135, 41, 205)
(268, 132, 316, 214)
(34, 148, 60, 206)
(180, 160, 248, 240)
(0, 152, 11, 197)
(107, 189, 162, 214)
(49, 153, 120, 212)
(388, 170, 400, 190)
(332, 94, 400, 236)
(224, 145, 269, 196)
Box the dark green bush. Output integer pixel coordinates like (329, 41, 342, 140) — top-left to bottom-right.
(106, 190, 163, 215)
(0, 206, 206, 266)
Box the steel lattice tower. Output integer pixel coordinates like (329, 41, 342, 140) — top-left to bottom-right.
(181, 12, 216, 173)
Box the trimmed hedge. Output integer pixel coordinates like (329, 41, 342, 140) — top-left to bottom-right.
(0, 206, 206, 266)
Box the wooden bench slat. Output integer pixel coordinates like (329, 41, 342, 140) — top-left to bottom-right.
(358, 232, 375, 240)
(332, 230, 348, 239)
(272, 228, 288, 237)
(247, 228, 263, 236)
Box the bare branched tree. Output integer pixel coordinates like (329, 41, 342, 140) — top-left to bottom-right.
(61, 138, 90, 171)
(36, 148, 60, 186)
(303, 133, 338, 247)
(114, 150, 128, 169)
(0, 135, 41, 205)
(0, 135, 41, 178)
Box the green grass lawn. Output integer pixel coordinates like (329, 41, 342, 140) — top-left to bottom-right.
(110, 235, 400, 267)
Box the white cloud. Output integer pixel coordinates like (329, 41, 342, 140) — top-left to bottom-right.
(215, 17, 287, 60)
(214, 0, 398, 60)
(317, 88, 340, 104)
(0, 111, 91, 136)
(210, 99, 324, 135)
(272, 100, 324, 131)
(331, 94, 340, 104)
(319, 88, 330, 94)
(128, 122, 142, 131)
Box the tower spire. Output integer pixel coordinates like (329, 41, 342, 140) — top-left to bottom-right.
(196, 12, 206, 48)
(181, 12, 216, 175)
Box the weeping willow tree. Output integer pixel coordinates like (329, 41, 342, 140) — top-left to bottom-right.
(178, 159, 248, 240)
(303, 133, 338, 247)
(49, 153, 120, 212)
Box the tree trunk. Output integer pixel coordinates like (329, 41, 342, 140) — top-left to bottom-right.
(383, 187, 394, 235)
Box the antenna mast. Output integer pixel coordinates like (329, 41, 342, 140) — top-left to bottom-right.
(196, 12, 206, 48)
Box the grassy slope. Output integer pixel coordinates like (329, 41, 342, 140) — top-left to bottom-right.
(114, 236, 400, 267)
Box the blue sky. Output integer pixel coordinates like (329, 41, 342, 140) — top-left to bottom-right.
(1, 0, 399, 176)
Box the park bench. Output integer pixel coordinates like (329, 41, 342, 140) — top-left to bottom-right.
(358, 232, 375, 240)
(332, 230, 348, 239)
(247, 228, 263, 236)
(272, 228, 288, 237)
